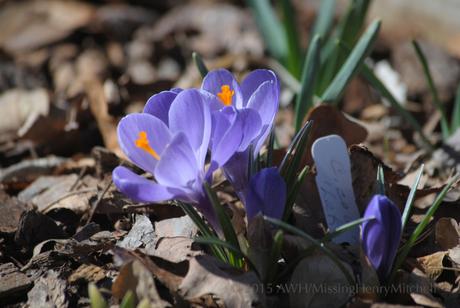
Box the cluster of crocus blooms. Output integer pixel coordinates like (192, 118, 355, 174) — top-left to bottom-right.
(113, 69, 284, 229)
(361, 194, 402, 281)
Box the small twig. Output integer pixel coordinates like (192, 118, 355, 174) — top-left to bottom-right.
(41, 188, 97, 213)
(86, 179, 113, 225)
(69, 166, 88, 192)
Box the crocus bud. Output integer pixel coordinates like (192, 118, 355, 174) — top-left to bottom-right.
(245, 167, 286, 221)
(361, 195, 402, 281)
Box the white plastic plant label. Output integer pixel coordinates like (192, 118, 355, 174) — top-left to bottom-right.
(311, 134, 360, 244)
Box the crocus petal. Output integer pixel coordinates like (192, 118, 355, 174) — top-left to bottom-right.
(210, 107, 244, 168)
(245, 167, 286, 220)
(236, 108, 262, 151)
(362, 195, 402, 280)
(168, 89, 211, 168)
(246, 80, 279, 154)
(170, 88, 183, 94)
(199, 89, 226, 112)
(154, 132, 201, 194)
(118, 113, 172, 174)
(113, 166, 184, 203)
(143, 91, 178, 125)
(223, 151, 250, 194)
(241, 69, 279, 106)
(201, 68, 243, 108)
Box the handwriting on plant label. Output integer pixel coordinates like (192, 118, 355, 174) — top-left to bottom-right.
(312, 135, 360, 244)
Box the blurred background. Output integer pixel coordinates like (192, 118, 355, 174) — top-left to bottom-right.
(0, 0, 459, 169)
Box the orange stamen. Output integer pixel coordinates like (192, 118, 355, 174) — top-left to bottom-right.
(135, 131, 160, 160)
(217, 85, 234, 106)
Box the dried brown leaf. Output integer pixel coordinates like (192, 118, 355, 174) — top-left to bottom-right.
(302, 105, 368, 166)
(0, 0, 94, 54)
(0, 190, 27, 233)
(178, 255, 263, 307)
(435, 218, 460, 250)
(416, 251, 448, 280)
(112, 260, 168, 306)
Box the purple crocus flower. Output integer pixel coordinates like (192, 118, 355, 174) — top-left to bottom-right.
(361, 195, 402, 281)
(113, 89, 222, 228)
(244, 167, 286, 221)
(201, 69, 280, 193)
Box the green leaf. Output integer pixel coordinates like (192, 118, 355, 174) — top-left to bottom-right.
(279, 0, 302, 78)
(322, 216, 374, 243)
(176, 201, 227, 263)
(360, 63, 434, 151)
(88, 283, 108, 308)
(192, 51, 208, 78)
(264, 216, 355, 285)
(311, 0, 337, 39)
(401, 164, 424, 231)
(340, 0, 372, 47)
(203, 183, 243, 267)
(120, 290, 135, 308)
(266, 230, 284, 283)
(194, 236, 244, 258)
(376, 164, 385, 195)
(412, 40, 450, 139)
(316, 0, 372, 94)
(266, 128, 276, 168)
(321, 19, 381, 104)
(279, 121, 313, 180)
(390, 174, 460, 282)
(195, 236, 252, 269)
(246, 0, 287, 62)
(279, 121, 313, 217)
(283, 165, 309, 221)
(136, 299, 150, 308)
(294, 35, 322, 132)
(451, 84, 460, 133)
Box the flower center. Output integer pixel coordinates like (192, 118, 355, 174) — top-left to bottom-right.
(135, 131, 160, 160)
(217, 85, 234, 106)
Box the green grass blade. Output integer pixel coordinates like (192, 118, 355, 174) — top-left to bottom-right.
(341, 0, 372, 46)
(264, 216, 355, 284)
(390, 174, 459, 282)
(203, 183, 242, 266)
(137, 300, 150, 308)
(194, 236, 244, 258)
(311, 0, 337, 39)
(412, 40, 450, 139)
(401, 164, 424, 231)
(315, 0, 371, 95)
(279, 0, 302, 78)
(295, 35, 322, 132)
(279, 120, 309, 173)
(266, 128, 276, 167)
(360, 63, 434, 151)
(323, 216, 374, 242)
(279, 121, 313, 210)
(88, 283, 108, 308)
(451, 84, 460, 133)
(321, 20, 381, 104)
(283, 165, 309, 221)
(246, 0, 287, 62)
(192, 51, 208, 78)
(266, 230, 284, 283)
(280, 121, 313, 180)
(176, 201, 228, 262)
(195, 236, 248, 269)
(120, 291, 135, 308)
(376, 164, 385, 195)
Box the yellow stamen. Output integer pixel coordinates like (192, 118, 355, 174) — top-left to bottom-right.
(135, 131, 160, 160)
(217, 85, 234, 106)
